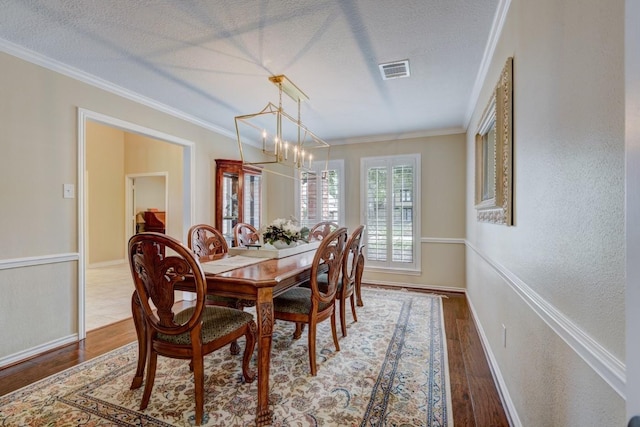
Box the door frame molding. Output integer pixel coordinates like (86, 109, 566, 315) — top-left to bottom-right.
(125, 172, 169, 251)
(77, 108, 196, 339)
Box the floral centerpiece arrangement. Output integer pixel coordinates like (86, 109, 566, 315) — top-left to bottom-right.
(262, 218, 309, 248)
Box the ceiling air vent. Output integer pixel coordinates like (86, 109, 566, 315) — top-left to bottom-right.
(379, 59, 410, 80)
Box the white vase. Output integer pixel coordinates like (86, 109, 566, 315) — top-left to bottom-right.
(273, 240, 297, 249)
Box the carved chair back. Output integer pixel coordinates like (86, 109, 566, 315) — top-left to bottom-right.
(234, 222, 260, 247)
(308, 221, 339, 242)
(187, 224, 228, 261)
(129, 232, 207, 339)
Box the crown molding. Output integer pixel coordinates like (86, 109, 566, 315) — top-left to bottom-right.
(463, 0, 512, 130)
(329, 127, 465, 146)
(0, 38, 236, 140)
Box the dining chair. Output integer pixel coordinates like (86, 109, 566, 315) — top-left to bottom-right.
(128, 232, 256, 426)
(292, 220, 339, 339)
(273, 227, 348, 376)
(315, 225, 365, 337)
(337, 225, 365, 337)
(308, 221, 339, 242)
(233, 222, 260, 247)
(187, 223, 252, 355)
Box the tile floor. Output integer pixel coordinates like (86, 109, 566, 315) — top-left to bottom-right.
(85, 263, 133, 330)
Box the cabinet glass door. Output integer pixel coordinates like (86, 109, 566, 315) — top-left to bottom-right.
(222, 172, 239, 240)
(244, 174, 261, 229)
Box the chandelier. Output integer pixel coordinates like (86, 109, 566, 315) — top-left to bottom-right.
(234, 75, 330, 177)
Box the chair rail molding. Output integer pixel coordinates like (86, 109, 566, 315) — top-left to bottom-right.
(421, 237, 466, 244)
(0, 253, 79, 270)
(465, 241, 625, 398)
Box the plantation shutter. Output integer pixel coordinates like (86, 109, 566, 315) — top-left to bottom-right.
(298, 160, 344, 229)
(362, 155, 419, 270)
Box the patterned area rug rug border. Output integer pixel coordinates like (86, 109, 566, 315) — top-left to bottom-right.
(0, 287, 453, 426)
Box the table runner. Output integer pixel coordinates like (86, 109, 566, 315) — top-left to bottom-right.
(200, 255, 265, 275)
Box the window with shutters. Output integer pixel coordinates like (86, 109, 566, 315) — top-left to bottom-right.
(296, 159, 344, 229)
(361, 154, 420, 271)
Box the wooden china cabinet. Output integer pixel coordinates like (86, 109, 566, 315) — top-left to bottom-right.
(215, 159, 262, 245)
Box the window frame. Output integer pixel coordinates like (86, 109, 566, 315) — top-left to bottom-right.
(360, 154, 421, 273)
(294, 159, 345, 229)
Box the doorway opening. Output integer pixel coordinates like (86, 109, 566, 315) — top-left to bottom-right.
(126, 173, 168, 238)
(78, 108, 195, 338)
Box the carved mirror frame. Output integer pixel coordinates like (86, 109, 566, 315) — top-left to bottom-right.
(475, 57, 513, 225)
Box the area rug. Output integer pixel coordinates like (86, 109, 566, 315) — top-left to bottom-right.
(0, 287, 453, 426)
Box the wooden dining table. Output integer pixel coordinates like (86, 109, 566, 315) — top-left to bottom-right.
(129, 248, 319, 426)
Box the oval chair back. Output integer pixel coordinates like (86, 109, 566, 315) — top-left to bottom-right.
(187, 224, 228, 261)
(130, 232, 207, 338)
(309, 227, 349, 305)
(308, 221, 339, 242)
(234, 222, 260, 247)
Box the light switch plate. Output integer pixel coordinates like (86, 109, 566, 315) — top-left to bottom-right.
(63, 184, 75, 199)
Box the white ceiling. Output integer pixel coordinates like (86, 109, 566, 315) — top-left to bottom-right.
(0, 0, 501, 143)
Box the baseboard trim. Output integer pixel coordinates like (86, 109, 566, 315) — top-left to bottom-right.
(363, 279, 465, 294)
(0, 334, 78, 369)
(466, 241, 625, 398)
(0, 253, 79, 270)
(88, 259, 126, 269)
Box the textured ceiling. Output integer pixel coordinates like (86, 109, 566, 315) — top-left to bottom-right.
(0, 0, 500, 143)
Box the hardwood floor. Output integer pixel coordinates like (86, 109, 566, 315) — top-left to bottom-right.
(0, 287, 509, 426)
(441, 291, 510, 426)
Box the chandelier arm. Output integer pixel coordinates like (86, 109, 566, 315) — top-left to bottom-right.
(235, 74, 330, 176)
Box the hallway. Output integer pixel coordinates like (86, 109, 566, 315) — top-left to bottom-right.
(85, 264, 132, 331)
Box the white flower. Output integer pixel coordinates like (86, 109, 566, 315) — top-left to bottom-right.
(262, 218, 303, 244)
(271, 218, 287, 227)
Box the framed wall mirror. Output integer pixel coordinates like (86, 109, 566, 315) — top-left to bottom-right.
(475, 57, 513, 225)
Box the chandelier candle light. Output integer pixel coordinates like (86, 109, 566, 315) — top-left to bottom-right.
(235, 75, 330, 178)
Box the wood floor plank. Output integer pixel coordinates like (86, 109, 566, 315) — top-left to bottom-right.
(447, 337, 476, 426)
(457, 316, 509, 426)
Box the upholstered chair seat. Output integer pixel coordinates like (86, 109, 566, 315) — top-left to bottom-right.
(158, 306, 255, 345)
(273, 287, 333, 314)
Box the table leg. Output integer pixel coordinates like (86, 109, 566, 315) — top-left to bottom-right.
(255, 288, 274, 426)
(130, 291, 147, 389)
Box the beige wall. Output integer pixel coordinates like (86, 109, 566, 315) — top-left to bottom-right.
(124, 133, 184, 239)
(266, 133, 467, 289)
(465, 0, 625, 424)
(85, 122, 185, 265)
(86, 122, 125, 264)
(0, 50, 239, 362)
